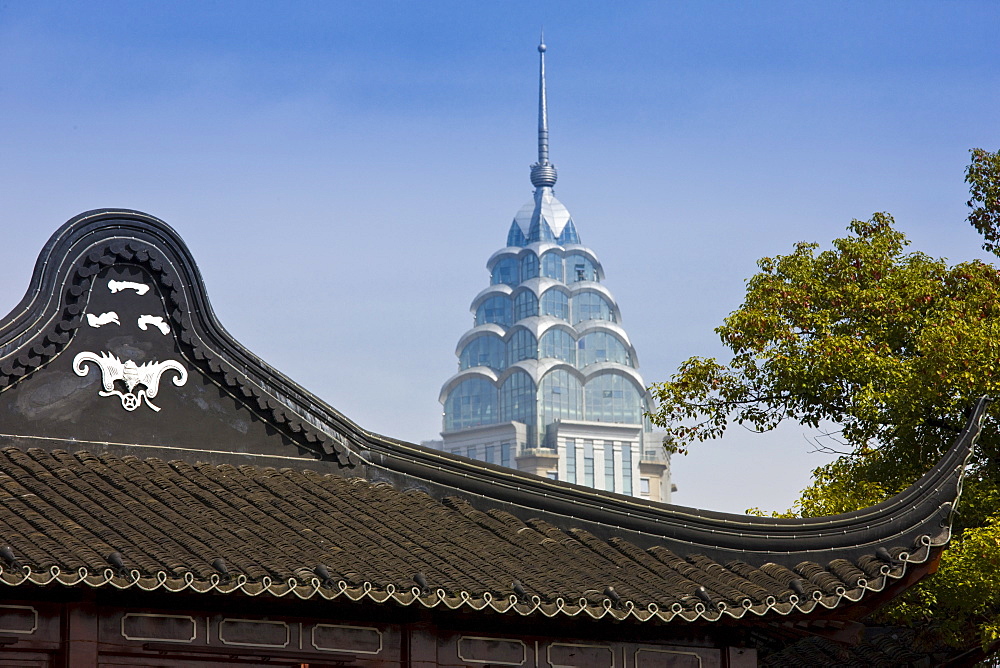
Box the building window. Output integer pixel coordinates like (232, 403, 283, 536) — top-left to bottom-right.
(583, 440, 594, 487)
(577, 331, 631, 368)
(444, 378, 497, 431)
(566, 438, 577, 484)
(572, 292, 615, 324)
(528, 216, 556, 243)
(486, 445, 497, 465)
(565, 253, 597, 282)
(584, 374, 643, 424)
(506, 329, 538, 364)
(459, 335, 505, 371)
(507, 223, 528, 247)
(540, 290, 569, 321)
(500, 371, 536, 427)
(604, 441, 615, 491)
(520, 253, 540, 282)
(539, 370, 582, 429)
(539, 328, 575, 364)
(557, 221, 580, 245)
(622, 444, 633, 496)
(640, 477, 651, 498)
(475, 295, 512, 327)
(501, 442, 513, 468)
(541, 252, 563, 281)
(513, 290, 539, 321)
(491, 257, 518, 286)
(547, 471, 558, 480)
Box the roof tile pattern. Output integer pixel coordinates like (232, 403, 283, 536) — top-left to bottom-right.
(0, 446, 928, 624)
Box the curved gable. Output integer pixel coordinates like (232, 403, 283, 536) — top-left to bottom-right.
(0, 210, 358, 468)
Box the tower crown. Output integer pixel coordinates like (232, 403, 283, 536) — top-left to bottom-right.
(438, 38, 661, 502)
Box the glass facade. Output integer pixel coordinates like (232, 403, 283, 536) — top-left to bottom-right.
(573, 292, 615, 324)
(459, 335, 505, 371)
(540, 289, 569, 320)
(500, 370, 536, 428)
(513, 290, 539, 321)
(539, 369, 582, 426)
(507, 329, 538, 364)
(539, 328, 575, 364)
(577, 331, 631, 368)
(528, 215, 556, 243)
(475, 295, 512, 327)
(558, 221, 580, 245)
(566, 253, 598, 282)
(507, 224, 528, 248)
(445, 378, 497, 431)
(584, 374, 643, 424)
(541, 252, 563, 281)
(520, 253, 539, 282)
(491, 257, 518, 286)
(446, 218, 650, 445)
(439, 55, 663, 499)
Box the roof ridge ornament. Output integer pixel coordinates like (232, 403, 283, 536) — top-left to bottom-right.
(530, 32, 558, 189)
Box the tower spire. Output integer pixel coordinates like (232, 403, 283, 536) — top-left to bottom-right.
(530, 32, 558, 189)
(537, 30, 549, 165)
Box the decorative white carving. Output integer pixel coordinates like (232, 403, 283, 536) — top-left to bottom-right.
(108, 280, 150, 295)
(73, 351, 187, 412)
(86, 311, 121, 328)
(138, 315, 170, 335)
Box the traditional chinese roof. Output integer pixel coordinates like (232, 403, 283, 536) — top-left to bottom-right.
(0, 210, 987, 630)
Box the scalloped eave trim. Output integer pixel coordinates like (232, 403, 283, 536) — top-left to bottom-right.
(0, 539, 936, 626)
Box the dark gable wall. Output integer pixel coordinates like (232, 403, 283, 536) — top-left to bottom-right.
(0, 264, 308, 459)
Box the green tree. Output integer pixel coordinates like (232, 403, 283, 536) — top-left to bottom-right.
(968, 148, 1000, 258)
(648, 150, 1000, 653)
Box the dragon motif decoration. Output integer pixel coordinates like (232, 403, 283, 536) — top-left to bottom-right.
(73, 351, 188, 412)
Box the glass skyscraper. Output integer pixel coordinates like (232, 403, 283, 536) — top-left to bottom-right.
(435, 40, 670, 501)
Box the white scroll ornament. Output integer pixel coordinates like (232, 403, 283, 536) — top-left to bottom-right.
(73, 351, 188, 412)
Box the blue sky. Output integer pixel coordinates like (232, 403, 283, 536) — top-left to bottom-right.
(1, 1, 998, 512)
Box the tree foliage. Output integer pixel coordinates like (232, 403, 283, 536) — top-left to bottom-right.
(968, 148, 1000, 258)
(648, 151, 1000, 653)
(650, 213, 1000, 482)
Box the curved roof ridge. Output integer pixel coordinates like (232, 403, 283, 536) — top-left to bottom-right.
(369, 399, 989, 563)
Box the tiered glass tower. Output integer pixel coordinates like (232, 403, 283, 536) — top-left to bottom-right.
(436, 40, 670, 501)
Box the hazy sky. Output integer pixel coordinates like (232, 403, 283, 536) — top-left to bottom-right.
(1, 2, 997, 512)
